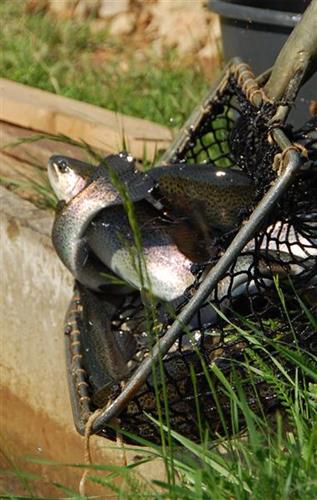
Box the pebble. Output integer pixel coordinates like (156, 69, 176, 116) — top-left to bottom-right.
(99, 0, 129, 19)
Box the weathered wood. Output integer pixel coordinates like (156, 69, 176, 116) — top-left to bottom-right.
(0, 152, 43, 182)
(0, 78, 172, 161)
(0, 121, 100, 168)
(0, 152, 54, 206)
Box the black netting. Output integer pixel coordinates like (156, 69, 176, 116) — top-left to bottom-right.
(64, 71, 317, 444)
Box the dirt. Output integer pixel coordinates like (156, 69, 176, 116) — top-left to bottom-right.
(0, 385, 120, 497)
(25, 0, 221, 75)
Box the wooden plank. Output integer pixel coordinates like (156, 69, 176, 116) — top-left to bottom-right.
(0, 121, 106, 169)
(0, 152, 55, 207)
(0, 78, 172, 161)
(0, 151, 47, 183)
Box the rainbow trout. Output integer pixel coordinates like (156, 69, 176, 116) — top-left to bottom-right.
(49, 154, 255, 300)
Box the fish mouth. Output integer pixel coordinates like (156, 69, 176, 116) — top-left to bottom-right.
(47, 155, 89, 202)
(47, 156, 60, 186)
(48, 155, 67, 179)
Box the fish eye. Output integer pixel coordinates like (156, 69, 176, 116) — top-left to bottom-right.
(57, 160, 70, 173)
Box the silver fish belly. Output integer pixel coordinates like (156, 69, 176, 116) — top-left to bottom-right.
(85, 204, 196, 302)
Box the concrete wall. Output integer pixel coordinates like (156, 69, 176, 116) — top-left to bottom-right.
(0, 186, 164, 496)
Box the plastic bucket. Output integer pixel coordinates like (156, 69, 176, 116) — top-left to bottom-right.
(209, 0, 316, 126)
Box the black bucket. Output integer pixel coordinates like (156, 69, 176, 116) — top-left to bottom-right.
(208, 0, 316, 126)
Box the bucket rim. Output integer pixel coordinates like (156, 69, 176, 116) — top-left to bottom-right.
(208, 0, 301, 27)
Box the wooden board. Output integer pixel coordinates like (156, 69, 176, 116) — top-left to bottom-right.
(0, 121, 105, 169)
(0, 78, 172, 161)
(0, 152, 55, 207)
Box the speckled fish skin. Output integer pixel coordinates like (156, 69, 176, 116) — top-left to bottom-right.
(77, 283, 135, 405)
(49, 154, 197, 297)
(86, 202, 196, 301)
(49, 154, 152, 290)
(48, 154, 255, 299)
(49, 154, 316, 326)
(52, 175, 121, 290)
(149, 163, 255, 232)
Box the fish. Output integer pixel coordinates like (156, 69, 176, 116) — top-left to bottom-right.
(49, 154, 196, 300)
(51, 152, 316, 392)
(49, 153, 153, 291)
(48, 153, 255, 299)
(85, 202, 197, 301)
(76, 282, 136, 406)
(148, 163, 254, 233)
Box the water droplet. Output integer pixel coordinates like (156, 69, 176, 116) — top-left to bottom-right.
(65, 326, 72, 335)
(194, 331, 201, 342)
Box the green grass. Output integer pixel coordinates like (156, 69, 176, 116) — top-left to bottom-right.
(1, 3, 316, 499)
(1, 106, 316, 500)
(0, 0, 212, 205)
(0, 1, 211, 129)
(2, 328, 316, 498)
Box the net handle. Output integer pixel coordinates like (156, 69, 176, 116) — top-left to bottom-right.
(264, 0, 317, 103)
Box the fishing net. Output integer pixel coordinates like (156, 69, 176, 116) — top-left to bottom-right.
(64, 61, 317, 444)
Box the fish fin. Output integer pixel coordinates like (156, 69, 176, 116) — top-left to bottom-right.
(98, 152, 135, 175)
(78, 283, 131, 404)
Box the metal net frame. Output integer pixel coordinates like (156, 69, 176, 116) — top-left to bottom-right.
(63, 54, 316, 443)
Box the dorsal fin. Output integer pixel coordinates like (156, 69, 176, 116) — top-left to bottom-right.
(96, 152, 155, 203)
(98, 152, 135, 177)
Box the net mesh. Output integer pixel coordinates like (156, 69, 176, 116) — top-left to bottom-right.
(65, 70, 317, 444)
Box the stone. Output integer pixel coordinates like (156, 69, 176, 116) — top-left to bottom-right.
(24, 0, 48, 14)
(48, 0, 76, 15)
(198, 41, 221, 75)
(149, 8, 210, 54)
(99, 0, 129, 19)
(73, 0, 100, 17)
(109, 11, 135, 36)
(198, 39, 220, 64)
(90, 18, 108, 34)
(154, 0, 203, 12)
